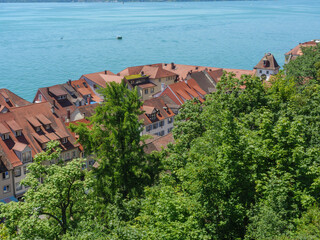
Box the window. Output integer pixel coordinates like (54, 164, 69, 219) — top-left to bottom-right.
(144, 89, 148, 94)
(45, 124, 51, 130)
(39, 94, 42, 102)
(14, 167, 21, 177)
(22, 151, 32, 163)
(159, 121, 164, 127)
(35, 126, 41, 132)
(62, 137, 68, 144)
(168, 127, 173, 133)
(158, 79, 161, 82)
(151, 88, 154, 93)
(16, 182, 22, 191)
(266, 71, 269, 74)
(3, 185, 10, 193)
(159, 130, 165, 136)
(15, 130, 22, 137)
(23, 166, 29, 175)
(168, 117, 173, 124)
(146, 125, 152, 132)
(72, 151, 76, 158)
(1, 133, 10, 140)
(259, 70, 262, 73)
(93, 84, 97, 89)
(65, 153, 70, 160)
(153, 122, 158, 129)
(2, 171, 9, 179)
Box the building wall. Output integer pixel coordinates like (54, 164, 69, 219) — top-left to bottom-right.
(255, 68, 278, 81)
(141, 117, 174, 137)
(13, 164, 30, 198)
(0, 169, 14, 200)
(81, 77, 104, 100)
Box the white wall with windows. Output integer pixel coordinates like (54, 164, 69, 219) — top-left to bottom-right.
(141, 116, 174, 137)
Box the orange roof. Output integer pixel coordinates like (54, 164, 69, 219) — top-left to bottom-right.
(139, 97, 175, 125)
(285, 40, 318, 56)
(118, 64, 177, 79)
(223, 68, 255, 79)
(160, 81, 205, 106)
(71, 78, 102, 103)
(0, 89, 31, 111)
(81, 71, 122, 88)
(144, 133, 174, 154)
(161, 63, 221, 80)
(0, 102, 79, 169)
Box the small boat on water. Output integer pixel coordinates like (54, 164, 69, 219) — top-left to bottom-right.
(117, 36, 122, 40)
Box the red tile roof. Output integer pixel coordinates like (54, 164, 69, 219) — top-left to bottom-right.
(71, 78, 102, 103)
(0, 89, 31, 111)
(81, 71, 122, 88)
(0, 102, 79, 169)
(160, 81, 205, 106)
(285, 40, 318, 56)
(118, 64, 177, 79)
(139, 97, 175, 125)
(144, 133, 174, 154)
(254, 53, 280, 70)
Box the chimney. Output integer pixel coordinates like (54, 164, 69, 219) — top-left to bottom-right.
(67, 109, 71, 122)
(68, 79, 71, 86)
(195, 66, 199, 70)
(171, 62, 175, 70)
(105, 70, 107, 75)
(87, 96, 91, 105)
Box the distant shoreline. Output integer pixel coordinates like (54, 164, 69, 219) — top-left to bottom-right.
(0, 0, 257, 2)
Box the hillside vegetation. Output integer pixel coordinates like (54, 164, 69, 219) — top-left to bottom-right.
(1, 44, 320, 239)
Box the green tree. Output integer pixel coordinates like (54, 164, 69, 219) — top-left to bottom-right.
(69, 81, 151, 203)
(0, 141, 94, 239)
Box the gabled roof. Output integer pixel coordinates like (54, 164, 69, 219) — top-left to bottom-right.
(0, 89, 31, 113)
(160, 81, 205, 106)
(118, 64, 177, 79)
(160, 63, 221, 80)
(285, 40, 318, 56)
(254, 53, 280, 70)
(187, 71, 218, 94)
(144, 132, 174, 154)
(139, 97, 175, 125)
(35, 83, 86, 121)
(71, 78, 102, 103)
(81, 71, 122, 88)
(0, 102, 79, 168)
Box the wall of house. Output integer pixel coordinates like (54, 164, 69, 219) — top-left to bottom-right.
(0, 169, 14, 200)
(13, 164, 30, 198)
(255, 69, 278, 80)
(81, 77, 104, 100)
(141, 117, 174, 137)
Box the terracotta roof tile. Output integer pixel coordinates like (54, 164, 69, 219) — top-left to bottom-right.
(0, 123, 10, 134)
(36, 114, 52, 125)
(285, 40, 318, 56)
(6, 120, 22, 132)
(254, 53, 280, 70)
(12, 142, 27, 152)
(144, 133, 174, 154)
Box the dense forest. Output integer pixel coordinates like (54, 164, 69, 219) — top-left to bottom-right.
(1, 44, 320, 239)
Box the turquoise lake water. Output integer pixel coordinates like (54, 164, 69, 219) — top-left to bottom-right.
(1, 0, 320, 101)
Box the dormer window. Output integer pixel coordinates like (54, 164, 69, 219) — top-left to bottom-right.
(22, 151, 32, 163)
(1, 133, 10, 140)
(57, 95, 67, 100)
(35, 126, 41, 132)
(45, 124, 51, 130)
(15, 130, 22, 137)
(62, 137, 68, 144)
(42, 143, 47, 150)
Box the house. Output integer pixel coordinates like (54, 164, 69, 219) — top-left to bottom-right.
(70, 103, 98, 122)
(0, 89, 31, 113)
(285, 40, 319, 64)
(118, 64, 178, 99)
(33, 82, 88, 122)
(254, 53, 280, 81)
(159, 80, 206, 106)
(186, 70, 219, 94)
(139, 97, 175, 137)
(71, 78, 102, 103)
(0, 102, 80, 199)
(79, 70, 122, 100)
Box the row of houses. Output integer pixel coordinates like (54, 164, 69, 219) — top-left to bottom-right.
(0, 40, 317, 203)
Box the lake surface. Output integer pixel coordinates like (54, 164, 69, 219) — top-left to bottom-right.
(1, 0, 320, 101)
